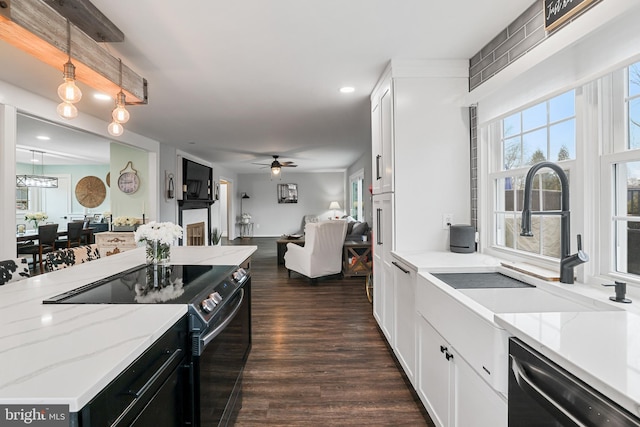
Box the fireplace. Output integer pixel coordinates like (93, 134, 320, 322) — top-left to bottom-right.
(178, 200, 212, 246)
(186, 222, 205, 246)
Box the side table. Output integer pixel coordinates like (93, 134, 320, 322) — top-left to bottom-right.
(343, 241, 372, 278)
(239, 222, 254, 239)
(276, 238, 305, 265)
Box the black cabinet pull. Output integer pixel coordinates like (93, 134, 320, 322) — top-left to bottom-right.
(376, 208, 383, 245)
(392, 261, 410, 274)
(445, 352, 454, 361)
(440, 345, 447, 354)
(376, 155, 382, 180)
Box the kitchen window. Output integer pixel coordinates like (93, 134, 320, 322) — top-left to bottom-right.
(606, 61, 640, 278)
(489, 91, 576, 260)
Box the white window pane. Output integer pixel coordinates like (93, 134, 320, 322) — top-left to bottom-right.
(629, 98, 640, 150)
(503, 113, 521, 137)
(629, 62, 640, 97)
(550, 119, 576, 161)
(523, 128, 547, 164)
(522, 103, 546, 132)
(549, 90, 575, 122)
(503, 136, 522, 170)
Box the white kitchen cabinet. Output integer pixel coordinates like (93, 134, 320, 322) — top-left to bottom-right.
(371, 78, 393, 195)
(370, 60, 471, 253)
(392, 255, 416, 386)
(372, 193, 394, 341)
(417, 314, 507, 427)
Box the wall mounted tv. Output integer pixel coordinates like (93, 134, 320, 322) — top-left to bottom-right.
(182, 158, 213, 202)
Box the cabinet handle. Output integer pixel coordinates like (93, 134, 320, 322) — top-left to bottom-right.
(376, 155, 382, 180)
(445, 352, 454, 361)
(392, 261, 410, 274)
(376, 208, 383, 245)
(440, 345, 447, 354)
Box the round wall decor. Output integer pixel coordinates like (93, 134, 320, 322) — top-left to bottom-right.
(75, 176, 107, 208)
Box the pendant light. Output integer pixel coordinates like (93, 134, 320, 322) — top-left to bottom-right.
(108, 59, 130, 136)
(57, 20, 82, 120)
(16, 151, 58, 188)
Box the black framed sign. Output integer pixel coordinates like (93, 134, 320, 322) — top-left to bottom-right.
(544, 0, 598, 32)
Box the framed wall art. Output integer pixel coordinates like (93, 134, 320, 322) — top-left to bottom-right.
(277, 183, 298, 203)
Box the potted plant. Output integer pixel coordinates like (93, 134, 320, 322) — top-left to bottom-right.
(210, 228, 222, 246)
(241, 213, 251, 224)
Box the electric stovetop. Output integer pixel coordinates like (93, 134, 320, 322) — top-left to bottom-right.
(43, 264, 240, 305)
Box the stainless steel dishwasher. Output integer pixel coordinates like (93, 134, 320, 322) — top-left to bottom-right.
(508, 337, 640, 426)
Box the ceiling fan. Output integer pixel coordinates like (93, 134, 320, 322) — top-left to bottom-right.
(253, 155, 297, 178)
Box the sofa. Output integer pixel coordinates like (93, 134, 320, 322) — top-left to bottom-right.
(297, 215, 369, 242)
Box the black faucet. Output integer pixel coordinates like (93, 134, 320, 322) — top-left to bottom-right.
(520, 161, 588, 284)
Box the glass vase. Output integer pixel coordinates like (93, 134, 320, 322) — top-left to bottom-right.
(146, 240, 170, 265)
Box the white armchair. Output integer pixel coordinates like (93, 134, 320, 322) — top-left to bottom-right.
(284, 220, 348, 280)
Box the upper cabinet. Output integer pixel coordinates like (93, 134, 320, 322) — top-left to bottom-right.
(371, 76, 393, 195)
(370, 60, 472, 252)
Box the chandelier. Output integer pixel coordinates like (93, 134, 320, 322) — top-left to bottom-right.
(16, 151, 58, 188)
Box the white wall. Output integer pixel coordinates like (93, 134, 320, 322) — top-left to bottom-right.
(237, 171, 346, 237)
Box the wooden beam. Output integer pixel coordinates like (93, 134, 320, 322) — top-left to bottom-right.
(43, 0, 124, 43)
(0, 0, 147, 104)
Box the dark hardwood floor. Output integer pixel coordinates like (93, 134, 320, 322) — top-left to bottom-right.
(225, 237, 434, 426)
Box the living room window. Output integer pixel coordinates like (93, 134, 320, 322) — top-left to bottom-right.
(349, 169, 364, 221)
(489, 90, 576, 260)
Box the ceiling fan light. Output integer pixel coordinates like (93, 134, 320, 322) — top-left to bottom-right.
(108, 120, 124, 137)
(57, 101, 78, 119)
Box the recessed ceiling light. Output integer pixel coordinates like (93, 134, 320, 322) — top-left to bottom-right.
(36, 135, 50, 140)
(94, 93, 112, 101)
(340, 86, 355, 93)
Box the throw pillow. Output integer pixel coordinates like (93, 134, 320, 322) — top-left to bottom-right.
(0, 258, 30, 285)
(351, 221, 369, 236)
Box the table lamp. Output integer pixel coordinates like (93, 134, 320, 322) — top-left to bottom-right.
(329, 201, 341, 219)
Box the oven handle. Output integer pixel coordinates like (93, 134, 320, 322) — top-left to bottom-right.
(511, 356, 586, 427)
(113, 348, 184, 425)
(201, 288, 245, 348)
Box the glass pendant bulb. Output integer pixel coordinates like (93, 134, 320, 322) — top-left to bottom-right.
(108, 121, 124, 137)
(57, 61, 82, 103)
(57, 101, 78, 119)
(111, 92, 130, 123)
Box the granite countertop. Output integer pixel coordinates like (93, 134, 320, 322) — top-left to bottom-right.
(393, 250, 640, 418)
(0, 245, 256, 412)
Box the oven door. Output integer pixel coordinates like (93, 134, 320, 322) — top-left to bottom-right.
(192, 279, 251, 427)
(508, 338, 640, 427)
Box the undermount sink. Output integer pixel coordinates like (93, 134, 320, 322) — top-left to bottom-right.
(432, 272, 533, 289)
(458, 287, 620, 313)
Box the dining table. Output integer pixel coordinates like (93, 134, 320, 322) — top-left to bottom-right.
(16, 227, 96, 244)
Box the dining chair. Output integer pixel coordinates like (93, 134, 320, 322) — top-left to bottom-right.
(37, 224, 59, 272)
(55, 221, 84, 249)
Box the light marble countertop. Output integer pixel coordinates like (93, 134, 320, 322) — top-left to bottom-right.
(393, 250, 640, 417)
(0, 245, 256, 412)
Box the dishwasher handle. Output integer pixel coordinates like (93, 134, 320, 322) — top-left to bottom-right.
(201, 288, 245, 348)
(511, 356, 586, 427)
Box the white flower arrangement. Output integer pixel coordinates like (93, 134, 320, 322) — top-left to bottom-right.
(24, 212, 48, 222)
(113, 216, 137, 227)
(134, 221, 184, 245)
(242, 212, 251, 220)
